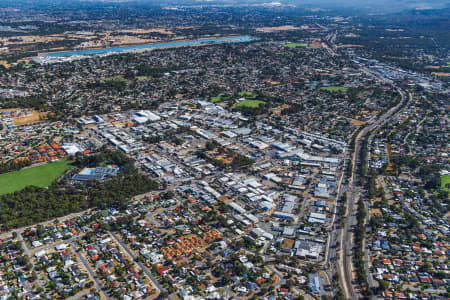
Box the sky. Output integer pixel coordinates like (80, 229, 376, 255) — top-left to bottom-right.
(0, 0, 448, 13)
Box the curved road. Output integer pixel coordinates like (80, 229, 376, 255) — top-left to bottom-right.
(338, 87, 410, 299)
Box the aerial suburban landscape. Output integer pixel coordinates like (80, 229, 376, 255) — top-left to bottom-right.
(0, 0, 448, 299)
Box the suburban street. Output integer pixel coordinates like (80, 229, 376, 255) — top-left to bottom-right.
(109, 232, 165, 295)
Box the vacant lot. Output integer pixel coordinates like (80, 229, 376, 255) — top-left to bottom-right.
(256, 25, 300, 33)
(0, 60, 10, 68)
(12, 110, 48, 126)
(351, 120, 365, 126)
(431, 72, 450, 77)
(0, 159, 74, 195)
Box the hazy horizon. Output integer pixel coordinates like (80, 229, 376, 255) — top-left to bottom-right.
(0, 0, 448, 13)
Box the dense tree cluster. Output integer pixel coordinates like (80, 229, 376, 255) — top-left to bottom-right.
(0, 173, 158, 230)
(86, 77, 127, 91)
(231, 154, 255, 170)
(134, 65, 183, 78)
(353, 197, 371, 296)
(74, 148, 135, 170)
(0, 159, 32, 175)
(0, 96, 48, 110)
(0, 150, 158, 230)
(390, 154, 421, 171)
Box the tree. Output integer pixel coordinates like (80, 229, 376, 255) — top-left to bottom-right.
(378, 280, 389, 291)
(419, 262, 433, 273)
(31, 271, 38, 281)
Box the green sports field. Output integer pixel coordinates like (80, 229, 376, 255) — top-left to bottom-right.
(284, 43, 308, 48)
(320, 86, 348, 93)
(209, 95, 233, 103)
(441, 174, 450, 192)
(234, 99, 266, 108)
(0, 159, 75, 195)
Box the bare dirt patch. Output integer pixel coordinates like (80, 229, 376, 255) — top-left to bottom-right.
(432, 72, 450, 77)
(12, 110, 48, 125)
(0, 60, 10, 68)
(308, 40, 324, 49)
(256, 25, 301, 33)
(337, 44, 365, 48)
(0, 35, 66, 45)
(351, 120, 365, 126)
(370, 208, 382, 217)
(74, 35, 157, 49)
(265, 79, 281, 85)
(119, 28, 173, 35)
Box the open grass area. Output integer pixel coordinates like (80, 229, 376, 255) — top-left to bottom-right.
(136, 76, 150, 81)
(234, 99, 266, 108)
(210, 96, 222, 103)
(441, 175, 450, 192)
(102, 76, 126, 83)
(284, 43, 308, 48)
(211, 92, 263, 107)
(209, 94, 233, 103)
(357, 90, 372, 97)
(320, 86, 348, 93)
(0, 159, 75, 195)
(238, 91, 258, 98)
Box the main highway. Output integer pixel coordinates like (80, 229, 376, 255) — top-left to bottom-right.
(337, 82, 410, 299)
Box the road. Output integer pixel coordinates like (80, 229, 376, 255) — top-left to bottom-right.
(338, 86, 410, 299)
(298, 170, 318, 220)
(109, 232, 165, 295)
(71, 243, 112, 300)
(403, 116, 426, 152)
(0, 209, 92, 240)
(66, 289, 91, 300)
(378, 176, 393, 201)
(293, 287, 316, 300)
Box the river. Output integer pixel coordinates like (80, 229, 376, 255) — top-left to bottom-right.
(44, 35, 257, 57)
